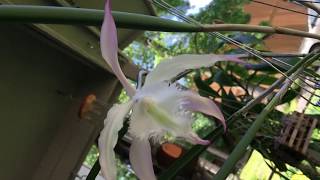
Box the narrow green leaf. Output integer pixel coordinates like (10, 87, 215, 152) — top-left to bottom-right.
(250, 74, 277, 85)
(194, 72, 220, 97)
(214, 70, 235, 86)
(279, 87, 301, 105)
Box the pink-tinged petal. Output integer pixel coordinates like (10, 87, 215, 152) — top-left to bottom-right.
(98, 101, 134, 180)
(187, 132, 211, 145)
(145, 54, 245, 86)
(101, 0, 135, 97)
(181, 92, 226, 131)
(129, 138, 157, 180)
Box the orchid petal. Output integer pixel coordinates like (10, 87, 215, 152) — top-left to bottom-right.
(101, 0, 135, 97)
(145, 54, 245, 86)
(181, 92, 226, 131)
(98, 101, 134, 180)
(186, 132, 211, 145)
(129, 138, 157, 180)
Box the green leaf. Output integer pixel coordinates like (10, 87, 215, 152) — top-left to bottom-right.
(279, 87, 301, 105)
(247, 57, 320, 79)
(194, 72, 219, 97)
(221, 90, 243, 115)
(250, 103, 265, 114)
(229, 64, 249, 79)
(214, 70, 235, 86)
(250, 74, 277, 85)
(246, 58, 300, 72)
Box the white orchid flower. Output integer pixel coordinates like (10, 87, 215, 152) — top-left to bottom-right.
(98, 1, 244, 179)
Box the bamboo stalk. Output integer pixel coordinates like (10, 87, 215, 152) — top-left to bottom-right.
(0, 5, 198, 31)
(0, 5, 320, 39)
(214, 54, 320, 180)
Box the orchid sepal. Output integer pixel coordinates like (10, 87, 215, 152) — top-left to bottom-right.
(100, 0, 136, 97)
(98, 101, 134, 180)
(145, 54, 246, 86)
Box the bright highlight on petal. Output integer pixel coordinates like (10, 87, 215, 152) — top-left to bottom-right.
(145, 54, 245, 85)
(129, 138, 157, 180)
(98, 101, 134, 180)
(100, 0, 135, 97)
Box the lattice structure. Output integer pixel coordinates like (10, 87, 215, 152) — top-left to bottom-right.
(278, 112, 318, 155)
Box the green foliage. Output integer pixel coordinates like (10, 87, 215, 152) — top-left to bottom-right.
(118, 89, 130, 103)
(154, 0, 189, 15)
(305, 89, 320, 115)
(213, 69, 235, 86)
(194, 0, 251, 24)
(116, 158, 137, 180)
(84, 145, 99, 167)
(250, 74, 277, 85)
(280, 87, 301, 105)
(192, 113, 215, 137)
(84, 145, 137, 179)
(240, 150, 282, 180)
(124, 0, 252, 68)
(259, 20, 271, 26)
(194, 71, 219, 97)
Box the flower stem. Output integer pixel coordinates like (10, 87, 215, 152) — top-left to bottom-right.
(1, 5, 320, 39)
(214, 53, 320, 180)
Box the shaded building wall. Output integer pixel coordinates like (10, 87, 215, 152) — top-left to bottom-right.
(244, 0, 308, 52)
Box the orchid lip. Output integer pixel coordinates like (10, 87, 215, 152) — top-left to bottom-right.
(140, 96, 155, 109)
(140, 96, 180, 129)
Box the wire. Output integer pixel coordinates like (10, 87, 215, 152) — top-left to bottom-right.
(294, 0, 320, 3)
(153, 0, 320, 81)
(152, 0, 320, 109)
(151, 0, 320, 99)
(252, 0, 319, 18)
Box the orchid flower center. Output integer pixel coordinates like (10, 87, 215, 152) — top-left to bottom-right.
(140, 96, 179, 129)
